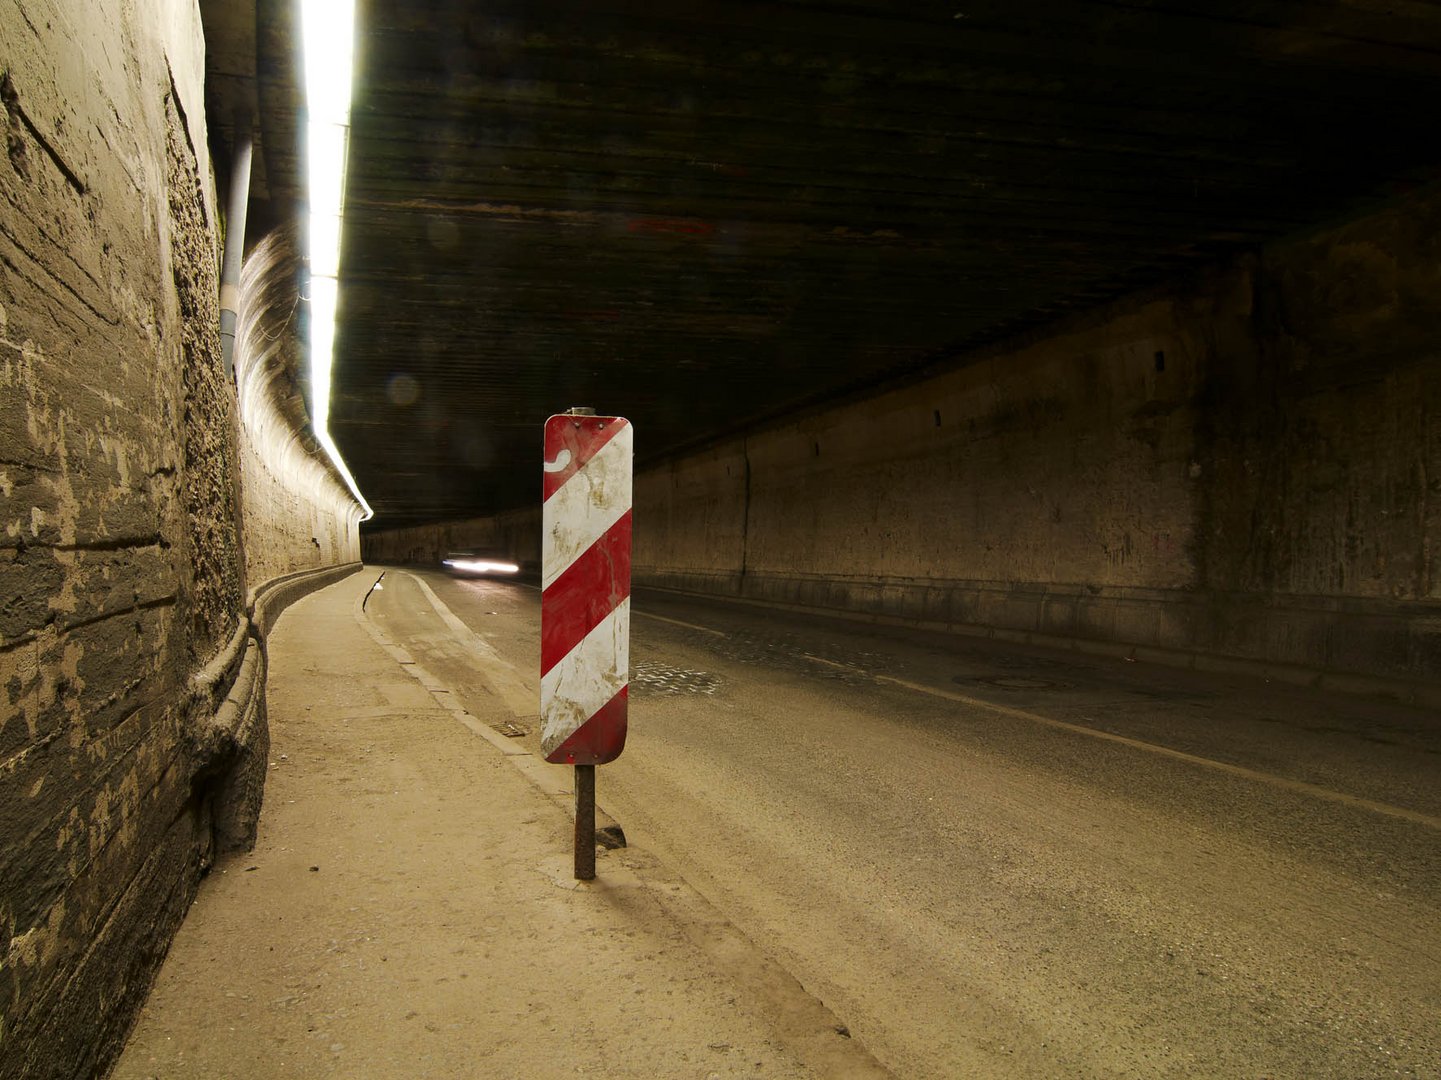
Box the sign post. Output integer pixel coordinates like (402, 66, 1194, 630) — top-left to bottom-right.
(541, 408, 632, 880)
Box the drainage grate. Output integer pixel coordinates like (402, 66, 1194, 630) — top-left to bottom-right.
(632, 661, 722, 695)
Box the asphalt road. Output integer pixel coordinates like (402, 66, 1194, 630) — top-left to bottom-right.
(366, 568, 1441, 1079)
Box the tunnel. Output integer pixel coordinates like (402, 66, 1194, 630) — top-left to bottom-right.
(2, 1, 1440, 1077)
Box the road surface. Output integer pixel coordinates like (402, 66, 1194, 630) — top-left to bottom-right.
(366, 568, 1441, 1079)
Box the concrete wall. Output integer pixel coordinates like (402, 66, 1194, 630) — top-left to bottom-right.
(235, 223, 362, 584)
(0, 3, 361, 1076)
(366, 185, 1440, 699)
(636, 187, 1441, 696)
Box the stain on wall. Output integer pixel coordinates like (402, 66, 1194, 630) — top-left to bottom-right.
(1185, 197, 1441, 679)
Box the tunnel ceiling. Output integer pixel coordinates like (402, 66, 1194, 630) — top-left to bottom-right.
(326, 0, 1441, 528)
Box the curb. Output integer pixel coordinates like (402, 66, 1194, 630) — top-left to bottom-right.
(351, 568, 893, 1078)
(250, 561, 364, 638)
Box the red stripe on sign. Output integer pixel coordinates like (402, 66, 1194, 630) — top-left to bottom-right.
(545, 685, 628, 765)
(543, 416, 628, 501)
(540, 511, 632, 678)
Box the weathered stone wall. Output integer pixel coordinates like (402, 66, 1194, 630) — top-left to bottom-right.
(0, 3, 359, 1076)
(367, 186, 1440, 698)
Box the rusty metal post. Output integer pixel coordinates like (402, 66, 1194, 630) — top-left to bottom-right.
(574, 764, 596, 880)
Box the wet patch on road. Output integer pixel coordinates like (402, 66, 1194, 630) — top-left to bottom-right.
(968, 675, 1069, 691)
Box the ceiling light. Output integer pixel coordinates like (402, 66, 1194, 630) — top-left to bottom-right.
(302, 0, 373, 520)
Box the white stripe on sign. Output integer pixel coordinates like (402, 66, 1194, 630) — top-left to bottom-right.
(541, 425, 634, 590)
(540, 597, 631, 749)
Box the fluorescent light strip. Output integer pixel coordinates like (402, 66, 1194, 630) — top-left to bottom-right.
(302, 0, 373, 520)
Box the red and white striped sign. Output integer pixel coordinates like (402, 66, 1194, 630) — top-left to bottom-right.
(540, 414, 632, 764)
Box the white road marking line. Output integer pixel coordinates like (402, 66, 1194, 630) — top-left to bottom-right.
(800, 655, 1441, 831)
(490, 578, 722, 637)
(800, 653, 852, 671)
(400, 584, 1437, 831)
(633, 610, 727, 637)
(404, 572, 537, 719)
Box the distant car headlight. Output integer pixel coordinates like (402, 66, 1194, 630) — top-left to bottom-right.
(442, 558, 520, 574)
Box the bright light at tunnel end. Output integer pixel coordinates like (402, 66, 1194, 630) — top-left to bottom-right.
(302, 0, 373, 520)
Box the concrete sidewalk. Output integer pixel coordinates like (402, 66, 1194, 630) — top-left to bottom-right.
(113, 572, 884, 1079)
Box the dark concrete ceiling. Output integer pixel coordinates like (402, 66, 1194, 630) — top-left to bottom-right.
(321, 0, 1441, 528)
